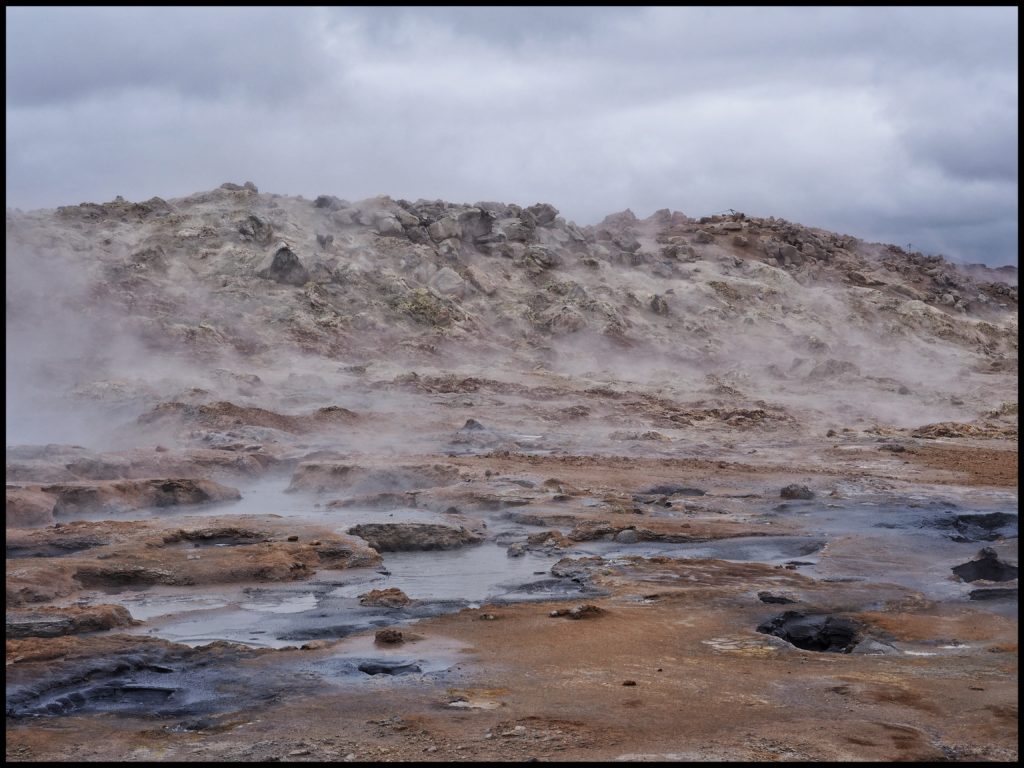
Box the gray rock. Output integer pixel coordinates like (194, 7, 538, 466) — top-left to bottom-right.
(525, 245, 559, 271)
(428, 216, 462, 243)
(780, 484, 815, 500)
(613, 231, 642, 253)
(779, 244, 801, 264)
(437, 238, 462, 261)
(613, 528, 640, 544)
(238, 215, 273, 246)
(650, 294, 670, 315)
(257, 246, 310, 286)
(314, 195, 346, 211)
(506, 542, 527, 558)
(499, 218, 534, 243)
(850, 638, 900, 655)
(347, 523, 483, 552)
(457, 208, 494, 241)
(393, 207, 421, 229)
(430, 267, 465, 296)
(374, 214, 405, 237)
(526, 203, 559, 226)
(694, 230, 714, 244)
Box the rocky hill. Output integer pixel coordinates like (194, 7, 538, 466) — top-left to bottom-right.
(5, 183, 1018, 449)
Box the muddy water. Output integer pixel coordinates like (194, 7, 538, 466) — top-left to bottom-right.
(67, 478, 596, 649)
(71, 478, 1018, 650)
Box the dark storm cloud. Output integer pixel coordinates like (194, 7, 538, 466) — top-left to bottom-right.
(5, 6, 1018, 265)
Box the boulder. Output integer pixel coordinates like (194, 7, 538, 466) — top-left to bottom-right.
(314, 195, 346, 211)
(526, 203, 559, 226)
(257, 246, 310, 286)
(430, 267, 465, 296)
(238, 215, 273, 245)
(374, 214, 405, 237)
(428, 216, 462, 243)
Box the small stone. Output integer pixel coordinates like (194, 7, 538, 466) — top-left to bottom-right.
(375, 628, 404, 644)
(613, 528, 640, 544)
(758, 591, 797, 604)
(287, 535, 299, 542)
(622, 680, 637, 686)
(780, 484, 815, 500)
(359, 587, 412, 608)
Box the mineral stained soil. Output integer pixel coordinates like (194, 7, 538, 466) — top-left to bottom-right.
(6, 187, 1018, 762)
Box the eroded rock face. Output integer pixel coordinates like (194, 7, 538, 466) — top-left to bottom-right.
(5, 518, 380, 605)
(39, 478, 241, 516)
(6, 604, 134, 638)
(6, 487, 58, 527)
(347, 522, 483, 552)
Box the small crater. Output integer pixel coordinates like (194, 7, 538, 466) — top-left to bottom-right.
(756, 611, 860, 653)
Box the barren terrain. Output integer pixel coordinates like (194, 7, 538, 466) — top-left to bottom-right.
(6, 184, 1017, 761)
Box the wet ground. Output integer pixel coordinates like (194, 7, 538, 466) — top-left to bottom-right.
(6, 440, 1019, 761)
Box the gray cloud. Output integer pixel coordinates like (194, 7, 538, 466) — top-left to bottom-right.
(6, 6, 1018, 265)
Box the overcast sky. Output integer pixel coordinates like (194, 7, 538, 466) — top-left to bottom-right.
(6, 6, 1018, 265)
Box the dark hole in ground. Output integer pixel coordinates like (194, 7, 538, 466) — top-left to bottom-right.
(931, 512, 1018, 543)
(758, 591, 797, 604)
(357, 660, 422, 676)
(757, 611, 860, 653)
(969, 587, 1018, 601)
(952, 548, 1019, 583)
